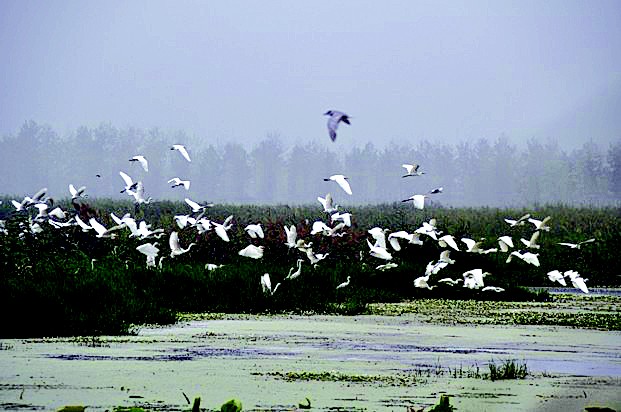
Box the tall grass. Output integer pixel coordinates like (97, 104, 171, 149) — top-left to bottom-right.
(0, 199, 619, 337)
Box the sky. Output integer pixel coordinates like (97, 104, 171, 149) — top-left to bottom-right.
(1, 0, 620, 150)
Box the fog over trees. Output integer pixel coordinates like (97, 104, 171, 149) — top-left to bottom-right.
(1, 121, 619, 207)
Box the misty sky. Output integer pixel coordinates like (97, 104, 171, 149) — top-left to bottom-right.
(1, 0, 620, 150)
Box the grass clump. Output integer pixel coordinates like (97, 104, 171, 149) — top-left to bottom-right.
(487, 359, 528, 381)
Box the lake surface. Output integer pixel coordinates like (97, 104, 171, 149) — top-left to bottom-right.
(1, 314, 620, 411)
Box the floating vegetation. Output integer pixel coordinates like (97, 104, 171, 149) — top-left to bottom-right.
(255, 370, 418, 386)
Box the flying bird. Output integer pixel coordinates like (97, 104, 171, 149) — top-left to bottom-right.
(324, 174, 352, 195)
(129, 155, 149, 172)
(402, 164, 425, 177)
(169, 231, 196, 257)
(171, 144, 191, 162)
(168, 177, 191, 190)
(402, 194, 427, 210)
(317, 193, 338, 213)
(558, 238, 595, 249)
(324, 110, 350, 142)
(239, 244, 264, 259)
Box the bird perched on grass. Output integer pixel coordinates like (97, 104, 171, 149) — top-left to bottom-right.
(324, 110, 350, 142)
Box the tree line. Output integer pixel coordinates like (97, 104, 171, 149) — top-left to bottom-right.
(1, 120, 619, 207)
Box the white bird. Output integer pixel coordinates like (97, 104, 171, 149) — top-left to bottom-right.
(110, 212, 130, 226)
(74, 215, 93, 232)
(504, 213, 531, 227)
(260, 273, 281, 296)
(324, 174, 352, 195)
(317, 193, 338, 213)
(331, 212, 352, 227)
(366, 239, 393, 260)
(136, 242, 159, 268)
(130, 181, 152, 204)
(245, 223, 264, 239)
(171, 144, 191, 162)
(498, 236, 514, 252)
(402, 194, 427, 209)
(547, 270, 568, 286)
(135, 220, 165, 239)
(48, 207, 67, 220)
(482, 286, 505, 293)
(368, 227, 388, 249)
(311, 221, 331, 236)
(129, 155, 149, 172)
(324, 110, 350, 142)
(506, 250, 540, 266)
(388, 231, 418, 251)
(439, 250, 455, 264)
(119, 171, 137, 193)
(174, 214, 197, 229)
(336, 276, 351, 289)
(415, 220, 441, 240)
(195, 218, 212, 234)
(89, 217, 121, 238)
(438, 235, 460, 251)
(239, 245, 264, 259)
(185, 198, 213, 213)
(425, 260, 448, 276)
(213, 215, 234, 242)
(461, 237, 483, 253)
(376, 262, 398, 271)
(528, 216, 551, 231)
(284, 225, 297, 248)
(520, 231, 541, 249)
(168, 177, 191, 190)
(402, 163, 425, 177)
(69, 184, 87, 199)
(413, 274, 434, 290)
(437, 277, 463, 286)
(205, 263, 224, 271)
(285, 259, 304, 280)
(566, 270, 589, 293)
(169, 231, 196, 257)
(462, 269, 489, 289)
(558, 238, 595, 249)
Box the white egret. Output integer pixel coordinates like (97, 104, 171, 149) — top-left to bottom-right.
(324, 110, 350, 142)
(285, 259, 304, 280)
(245, 223, 264, 239)
(184, 198, 213, 213)
(331, 212, 352, 227)
(171, 144, 191, 162)
(547, 270, 568, 286)
(520, 230, 541, 249)
(136, 242, 159, 268)
(558, 238, 595, 249)
(376, 262, 398, 271)
(305, 247, 328, 265)
(439, 250, 455, 264)
(324, 174, 352, 195)
(497, 236, 514, 252)
(169, 231, 196, 257)
(482, 286, 505, 293)
(415, 221, 441, 240)
(168, 177, 191, 190)
(438, 235, 460, 251)
(368, 227, 388, 249)
(74, 215, 93, 232)
(48, 207, 67, 220)
(336, 276, 351, 289)
(213, 215, 234, 242)
(388, 231, 418, 251)
(195, 218, 212, 234)
(129, 181, 151, 204)
(437, 277, 463, 286)
(366, 239, 393, 260)
(135, 220, 165, 239)
(425, 260, 448, 276)
(89, 217, 120, 238)
(565, 270, 589, 293)
(311, 221, 331, 236)
(119, 171, 137, 193)
(284, 225, 297, 248)
(205, 263, 224, 271)
(129, 155, 149, 172)
(317, 193, 338, 213)
(461, 237, 483, 253)
(69, 184, 87, 199)
(402, 163, 425, 177)
(506, 250, 540, 266)
(462, 269, 489, 289)
(261, 273, 281, 295)
(413, 274, 434, 290)
(504, 213, 531, 227)
(402, 194, 426, 210)
(239, 245, 264, 259)
(174, 214, 197, 229)
(528, 216, 551, 231)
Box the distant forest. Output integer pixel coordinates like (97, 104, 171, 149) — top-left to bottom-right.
(1, 121, 620, 207)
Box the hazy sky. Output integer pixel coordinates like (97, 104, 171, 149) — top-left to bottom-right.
(1, 0, 620, 149)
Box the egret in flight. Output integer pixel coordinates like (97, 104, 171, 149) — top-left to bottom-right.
(324, 110, 350, 142)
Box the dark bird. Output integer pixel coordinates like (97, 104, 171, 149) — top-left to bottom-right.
(324, 110, 350, 142)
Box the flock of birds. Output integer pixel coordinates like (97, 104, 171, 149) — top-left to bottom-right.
(0, 110, 596, 297)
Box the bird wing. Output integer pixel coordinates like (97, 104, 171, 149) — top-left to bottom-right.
(177, 145, 191, 162)
(169, 231, 180, 251)
(119, 171, 133, 188)
(333, 176, 352, 195)
(185, 198, 201, 211)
